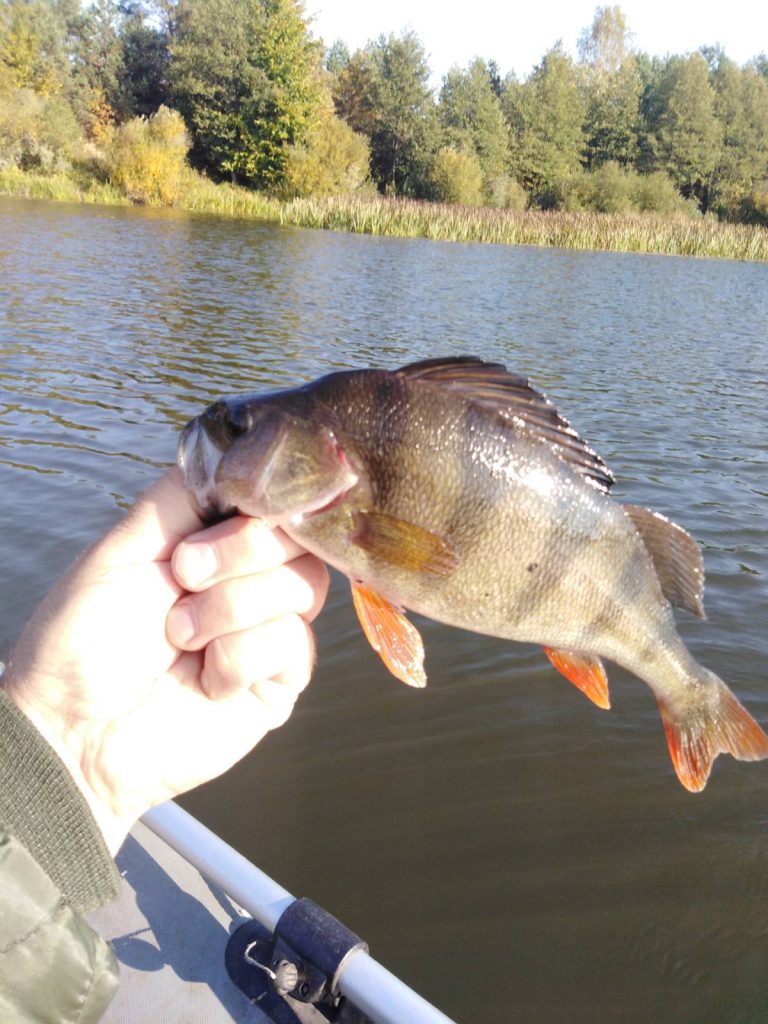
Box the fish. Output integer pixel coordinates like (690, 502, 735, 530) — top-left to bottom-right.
(177, 356, 768, 792)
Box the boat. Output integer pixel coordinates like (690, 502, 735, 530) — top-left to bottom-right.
(86, 800, 458, 1024)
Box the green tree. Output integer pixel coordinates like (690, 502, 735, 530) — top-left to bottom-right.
(118, 0, 169, 117)
(0, 86, 82, 169)
(366, 31, 437, 196)
(325, 38, 350, 80)
(653, 53, 722, 210)
(582, 57, 641, 167)
(170, 0, 324, 189)
(251, 0, 324, 186)
(333, 31, 436, 196)
(438, 58, 509, 190)
(578, 7, 640, 168)
(170, 0, 264, 180)
(506, 44, 586, 205)
(0, 0, 74, 95)
(711, 58, 768, 216)
(332, 48, 378, 137)
(486, 59, 502, 98)
(70, 0, 128, 127)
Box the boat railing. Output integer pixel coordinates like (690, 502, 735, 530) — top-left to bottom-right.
(142, 800, 458, 1024)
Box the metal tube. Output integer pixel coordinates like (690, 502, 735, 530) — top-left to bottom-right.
(141, 801, 457, 1024)
(142, 801, 294, 931)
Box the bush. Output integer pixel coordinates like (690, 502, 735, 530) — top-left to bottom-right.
(107, 106, 189, 205)
(0, 88, 82, 172)
(586, 161, 637, 213)
(737, 185, 768, 227)
(430, 146, 483, 206)
(484, 174, 528, 210)
(281, 112, 370, 198)
(633, 170, 688, 215)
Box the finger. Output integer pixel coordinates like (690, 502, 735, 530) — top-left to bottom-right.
(171, 516, 309, 592)
(167, 554, 329, 651)
(200, 614, 315, 700)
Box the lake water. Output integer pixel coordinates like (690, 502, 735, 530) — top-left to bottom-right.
(2, 196, 768, 1023)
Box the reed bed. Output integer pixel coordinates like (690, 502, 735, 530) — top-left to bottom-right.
(175, 173, 282, 221)
(2, 169, 766, 261)
(279, 195, 768, 262)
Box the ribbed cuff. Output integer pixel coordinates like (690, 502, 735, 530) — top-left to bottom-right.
(0, 689, 121, 912)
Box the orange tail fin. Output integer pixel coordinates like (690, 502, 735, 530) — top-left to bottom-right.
(658, 676, 768, 792)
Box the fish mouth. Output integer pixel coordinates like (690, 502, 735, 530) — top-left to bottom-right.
(177, 418, 235, 520)
(286, 481, 356, 527)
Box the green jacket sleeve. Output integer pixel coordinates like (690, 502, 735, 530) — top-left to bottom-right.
(0, 690, 122, 1023)
(0, 827, 120, 1024)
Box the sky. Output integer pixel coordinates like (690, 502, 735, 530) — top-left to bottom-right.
(307, 0, 767, 84)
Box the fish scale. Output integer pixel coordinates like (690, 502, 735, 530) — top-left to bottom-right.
(178, 356, 768, 792)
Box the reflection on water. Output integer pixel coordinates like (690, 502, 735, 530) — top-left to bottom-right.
(2, 197, 768, 1022)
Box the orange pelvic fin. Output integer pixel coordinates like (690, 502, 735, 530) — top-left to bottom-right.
(658, 680, 768, 792)
(351, 580, 427, 688)
(543, 647, 611, 710)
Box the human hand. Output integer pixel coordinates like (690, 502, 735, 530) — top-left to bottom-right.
(2, 467, 329, 854)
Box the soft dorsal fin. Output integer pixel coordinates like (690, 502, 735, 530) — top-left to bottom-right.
(622, 504, 706, 618)
(398, 356, 614, 493)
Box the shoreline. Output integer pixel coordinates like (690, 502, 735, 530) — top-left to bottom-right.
(2, 169, 766, 263)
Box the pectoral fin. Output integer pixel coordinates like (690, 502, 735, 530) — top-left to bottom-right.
(543, 647, 611, 710)
(351, 581, 427, 688)
(352, 510, 459, 577)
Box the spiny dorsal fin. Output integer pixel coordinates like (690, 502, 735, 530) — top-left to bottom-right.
(622, 504, 706, 618)
(398, 356, 614, 494)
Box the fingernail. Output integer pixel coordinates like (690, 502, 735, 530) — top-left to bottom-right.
(167, 603, 196, 645)
(174, 542, 217, 587)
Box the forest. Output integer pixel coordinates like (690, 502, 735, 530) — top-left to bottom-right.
(1, 0, 767, 227)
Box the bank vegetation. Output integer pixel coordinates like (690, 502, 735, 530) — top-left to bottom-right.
(1, 0, 767, 259)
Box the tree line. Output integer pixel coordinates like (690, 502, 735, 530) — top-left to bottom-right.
(1, 0, 767, 222)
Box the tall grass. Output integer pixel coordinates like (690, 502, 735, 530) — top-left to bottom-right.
(2, 167, 766, 261)
(0, 167, 127, 206)
(279, 195, 768, 261)
(175, 171, 282, 221)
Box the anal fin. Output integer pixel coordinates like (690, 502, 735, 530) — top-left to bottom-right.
(543, 647, 611, 710)
(351, 581, 427, 688)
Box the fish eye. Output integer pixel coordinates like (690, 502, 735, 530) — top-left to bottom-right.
(204, 400, 231, 426)
(228, 405, 253, 438)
